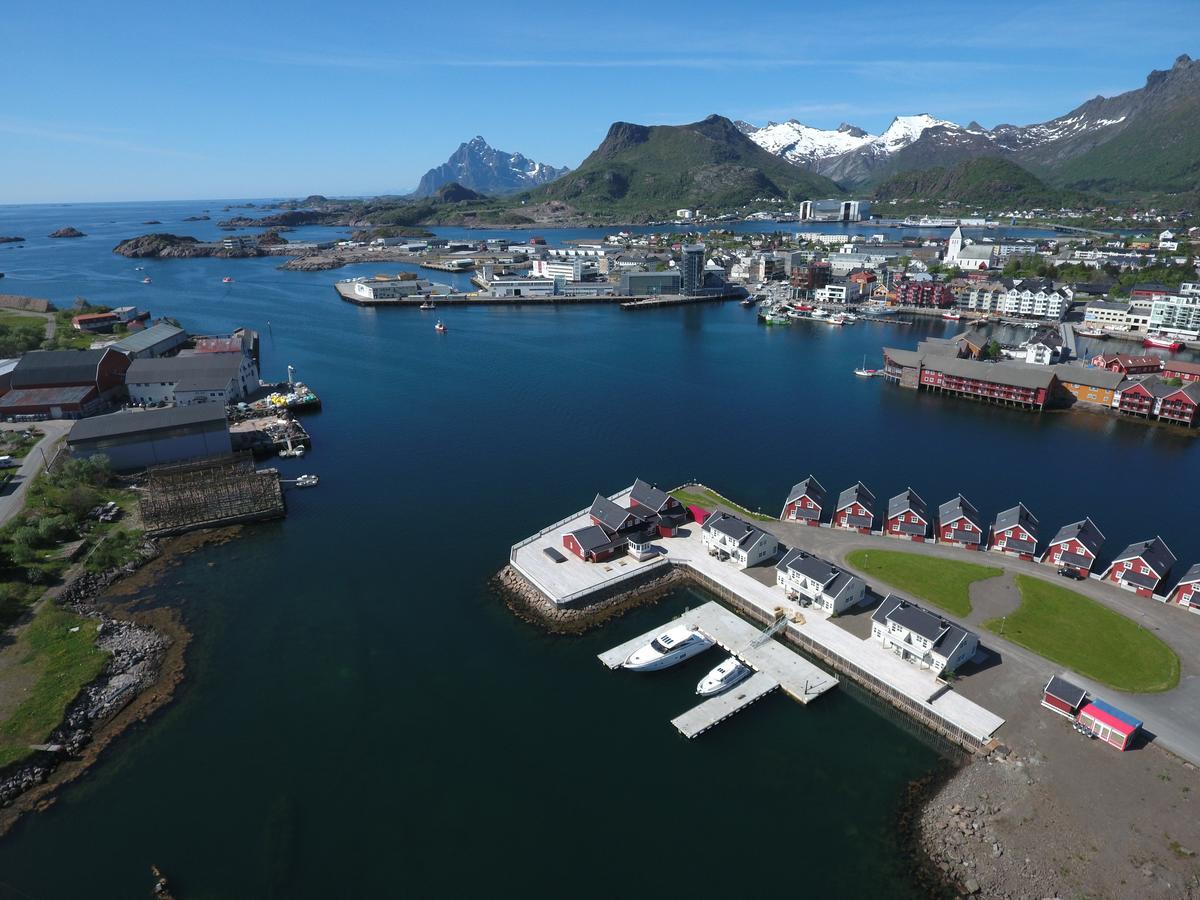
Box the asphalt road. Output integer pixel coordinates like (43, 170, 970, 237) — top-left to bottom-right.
(0, 421, 73, 527)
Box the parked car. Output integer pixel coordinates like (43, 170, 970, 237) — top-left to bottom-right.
(1057, 567, 1085, 581)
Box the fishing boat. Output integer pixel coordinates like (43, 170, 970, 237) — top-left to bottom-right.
(1076, 328, 1107, 338)
(622, 625, 714, 672)
(941, 311, 962, 321)
(696, 657, 751, 696)
(419, 300, 436, 310)
(853, 355, 878, 377)
(435, 320, 447, 333)
(222, 276, 234, 284)
(1144, 334, 1183, 351)
(142, 276, 152, 284)
(295, 474, 319, 488)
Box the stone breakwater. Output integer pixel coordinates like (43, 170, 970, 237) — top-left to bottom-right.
(495, 563, 687, 635)
(0, 543, 177, 829)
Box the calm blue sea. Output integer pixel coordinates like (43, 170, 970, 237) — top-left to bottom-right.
(0, 200, 1193, 899)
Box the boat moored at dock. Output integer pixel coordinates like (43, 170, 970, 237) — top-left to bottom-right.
(622, 625, 714, 671)
(696, 657, 751, 696)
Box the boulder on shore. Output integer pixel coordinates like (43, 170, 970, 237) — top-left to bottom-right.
(48, 227, 86, 238)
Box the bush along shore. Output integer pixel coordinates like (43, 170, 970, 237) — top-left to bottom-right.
(0, 541, 184, 836)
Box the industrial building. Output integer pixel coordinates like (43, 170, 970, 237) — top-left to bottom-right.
(67, 405, 233, 471)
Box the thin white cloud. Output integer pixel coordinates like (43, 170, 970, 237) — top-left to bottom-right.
(0, 119, 202, 159)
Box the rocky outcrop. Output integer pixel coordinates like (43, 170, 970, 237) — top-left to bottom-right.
(48, 227, 85, 238)
(181, 215, 209, 221)
(0, 236, 26, 243)
(112, 233, 260, 259)
(217, 210, 342, 230)
(142, 220, 162, 225)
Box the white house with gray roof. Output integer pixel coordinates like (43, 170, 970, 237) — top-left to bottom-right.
(701, 512, 778, 569)
(776, 547, 865, 614)
(871, 595, 979, 674)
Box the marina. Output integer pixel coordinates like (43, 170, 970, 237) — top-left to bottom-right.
(599, 600, 837, 738)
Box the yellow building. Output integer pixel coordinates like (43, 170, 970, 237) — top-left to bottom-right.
(1051, 365, 1124, 406)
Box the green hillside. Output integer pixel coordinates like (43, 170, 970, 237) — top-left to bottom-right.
(526, 115, 843, 216)
(872, 157, 1091, 208)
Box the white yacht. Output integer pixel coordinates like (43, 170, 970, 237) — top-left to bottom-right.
(622, 625, 714, 672)
(696, 657, 751, 696)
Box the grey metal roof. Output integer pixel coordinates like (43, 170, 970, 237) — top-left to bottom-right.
(993, 503, 1038, 537)
(843, 514, 874, 528)
(703, 512, 772, 550)
(888, 488, 927, 520)
(949, 528, 984, 545)
(836, 481, 875, 513)
(1051, 365, 1124, 390)
(871, 593, 905, 626)
(1110, 536, 1176, 576)
(68, 405, 227, 443)
(126, 353, 242, 387)
(939, 494, 980, 528)
(1056, 551, 1093, 568)
(895, 521, 928, 536)
(927, 356, 1056, 390)
(781, 552, 838, 585)
(1044, 676, 1087, 709)
(629, 477, 672, 512)
(824, 571, 862, 600)
(569, 524, 621, 554)
(1046, 517, 1105, 556)
(786, 475, 826, 507)
(589, 494, 640, 533)
(110, 322, 187, 355)
(11, 349, 112, 388)
(1176, 562, 1200, 587)
(1116, 568, 1159, 589)
(890, 604, 950, 643)
(883, 347, 923, 368)
(1001, 537, 1037, 555)
(875, 596, 975, 656)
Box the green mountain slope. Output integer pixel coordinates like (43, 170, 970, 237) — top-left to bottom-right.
(872, 157, 1091, 207)
(527, 115, 843, 216)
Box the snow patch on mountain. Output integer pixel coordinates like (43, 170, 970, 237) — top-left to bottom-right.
(741, 113, 960, 164)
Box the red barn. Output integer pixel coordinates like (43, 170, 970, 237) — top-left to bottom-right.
(990, 503, 1039, 560)
(1090, 353, 1163, 376)
(781, 475, 827, 525)
(1041, 517, 1105, 576)
(1170, 563, 1200, 612)
(0, 348, 131, 419)
(885, 488, 929, 542)
(1041, 675, 1087, 720)
(1077, 699, 1142, 751)
(832, 482, 875, 534)
(937, 494, 984, 549)
(1101, 536, 1176, 598)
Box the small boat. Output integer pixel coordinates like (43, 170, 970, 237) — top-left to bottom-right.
(942, 312, 961, 321)
(1144, 334, 1183, 351)
(854, 355, 878, 377)
(1076, 328, 1107, 338)
(740, 297, 755, 307)
(696, 657, 751, 696)
(435, 320, 447, 333)
(142, 276, 152, 284)
(419, 300, 436, 310)
(222, 276, 234, 283)
(295, 474, 319, 488)
(622, 625, 714, 671)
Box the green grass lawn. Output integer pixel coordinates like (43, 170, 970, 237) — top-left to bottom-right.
(984, 575, 1180, 693)
(670, 485, 773, 521)
(0, 603, 109, 768)
(0, 312, 49, 331)
(845, 549, 1002, 617)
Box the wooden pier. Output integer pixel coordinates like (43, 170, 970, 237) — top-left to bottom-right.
(139, 452, 286, 537)
(599, 601, 837, 738)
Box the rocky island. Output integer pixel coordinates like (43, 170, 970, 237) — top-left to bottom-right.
(112, 233, 263, 259)
(0, 236, 27, 244)
(48, 226, 86, 238)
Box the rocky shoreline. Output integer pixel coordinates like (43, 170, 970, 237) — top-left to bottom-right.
(0, 535, 205, 838)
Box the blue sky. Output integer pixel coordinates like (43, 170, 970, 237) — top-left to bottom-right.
(3, 0, 1198, 203)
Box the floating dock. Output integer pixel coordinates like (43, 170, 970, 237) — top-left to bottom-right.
(599, 601, 838, 739)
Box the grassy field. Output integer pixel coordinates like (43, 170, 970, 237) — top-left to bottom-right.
(0, 311, 49, 331)
(845, 549, 1002, 616)
(670, 485, 774, 521)
(984, 575, 1180, 693)
(0, 603, 109, 768)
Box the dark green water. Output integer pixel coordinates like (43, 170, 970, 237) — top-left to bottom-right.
(0, 201, 1195, 898)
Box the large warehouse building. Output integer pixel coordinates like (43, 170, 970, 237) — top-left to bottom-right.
(67, 405, 232, 470)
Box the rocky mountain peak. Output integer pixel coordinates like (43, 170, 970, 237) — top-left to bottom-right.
(413, 137, 568, 198)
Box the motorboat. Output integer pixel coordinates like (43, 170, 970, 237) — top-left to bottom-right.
(942, 312, 962, 321)
(696, 657, 751, 696)
(1076, 328, 1107, 338)
(142, 277, 152, 284)
(622, 625, 714, 671)
(222, 276, 234, 284)
(419, 300, 436, 310)
(435, 320, 447, 333)
(295, 474, 319, 488)
(740, 297, 755, 307)
(1144, 334, 1183, 350)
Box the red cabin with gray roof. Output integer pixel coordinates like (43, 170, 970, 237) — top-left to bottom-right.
(562, 524, 626, 563)
(886, 488, 929, 542)
(832, 482, 875, 534)
(1041, 675, 1088, 720)
(588, 494, 645, 535)
(627, 478, 685, 536)
(938, 494, 984, 549)
(1040, 517, 1105, 576)
(1170, 563, 1200, 613)
(990, 503, 1039, 560)
(1090, 352, 1163, 376)
(781, 475, 827, 525)
(1101, 536, 1176, 598)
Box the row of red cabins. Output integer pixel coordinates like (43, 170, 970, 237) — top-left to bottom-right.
(781, 476, 1200, 610)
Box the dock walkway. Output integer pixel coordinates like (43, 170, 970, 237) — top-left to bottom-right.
(671, 673, 779, 738)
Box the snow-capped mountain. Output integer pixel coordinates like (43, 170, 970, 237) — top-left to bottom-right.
(739, 55, 1200, 189)
(413, 137, 569, 198)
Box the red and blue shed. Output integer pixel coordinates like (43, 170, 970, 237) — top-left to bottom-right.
(1077, 699, 1142, 751)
